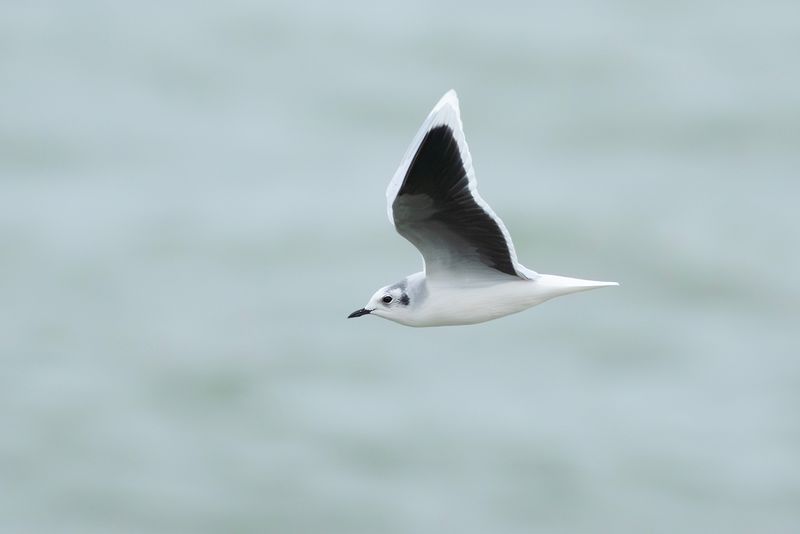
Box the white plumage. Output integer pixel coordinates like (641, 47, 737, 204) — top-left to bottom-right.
(349, 90, 617, 327)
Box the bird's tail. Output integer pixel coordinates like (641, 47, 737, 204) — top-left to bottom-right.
(536, 274, 619, 298)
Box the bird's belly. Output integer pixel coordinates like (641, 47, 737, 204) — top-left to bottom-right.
(411, 280, 548, 326)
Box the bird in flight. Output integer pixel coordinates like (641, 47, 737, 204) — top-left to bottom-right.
(349, 90, 617, 327)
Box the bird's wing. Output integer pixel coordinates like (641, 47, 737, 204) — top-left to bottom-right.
(386, 90, 533, 283)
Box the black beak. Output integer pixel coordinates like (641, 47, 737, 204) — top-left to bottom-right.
(347, 308, 372, 319)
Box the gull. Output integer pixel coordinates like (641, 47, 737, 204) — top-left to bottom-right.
(348, 90, 617, 327)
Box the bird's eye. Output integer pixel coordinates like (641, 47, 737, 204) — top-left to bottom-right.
(382, 295, 393, 304)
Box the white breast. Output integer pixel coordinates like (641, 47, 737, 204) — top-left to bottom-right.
(398, 274, 617, 327)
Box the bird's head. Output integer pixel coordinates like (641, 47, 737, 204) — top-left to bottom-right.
(348, 282, 412, 323)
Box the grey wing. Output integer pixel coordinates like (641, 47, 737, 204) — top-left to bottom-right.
(386, 91, 534, 282)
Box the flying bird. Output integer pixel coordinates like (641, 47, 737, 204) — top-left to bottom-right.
(349, 90, 617, 327)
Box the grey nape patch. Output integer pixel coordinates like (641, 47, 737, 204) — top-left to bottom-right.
(389, 279, 408, 291)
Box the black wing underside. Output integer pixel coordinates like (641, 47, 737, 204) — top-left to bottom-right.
(392, 124, 521, 279)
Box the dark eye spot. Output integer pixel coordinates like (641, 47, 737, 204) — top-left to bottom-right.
(400, 294, 410, 305)
(382, 295, 392, 304)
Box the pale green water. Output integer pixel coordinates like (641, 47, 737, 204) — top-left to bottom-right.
(1, 2, 799, 533)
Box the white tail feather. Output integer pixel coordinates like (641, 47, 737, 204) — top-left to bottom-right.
(536, 274, 619, 298)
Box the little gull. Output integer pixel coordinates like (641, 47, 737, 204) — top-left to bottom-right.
(349, 90, 617, 327)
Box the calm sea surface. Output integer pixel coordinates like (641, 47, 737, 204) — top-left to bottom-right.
(1, 2, 799, 533)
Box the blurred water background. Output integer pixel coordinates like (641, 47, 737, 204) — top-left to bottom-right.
(1, 1, 799, 533)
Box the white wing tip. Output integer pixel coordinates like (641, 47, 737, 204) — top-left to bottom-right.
(433, 89, 459, 113)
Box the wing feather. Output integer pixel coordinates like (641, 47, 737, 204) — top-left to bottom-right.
(385, 91, 533, 282)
